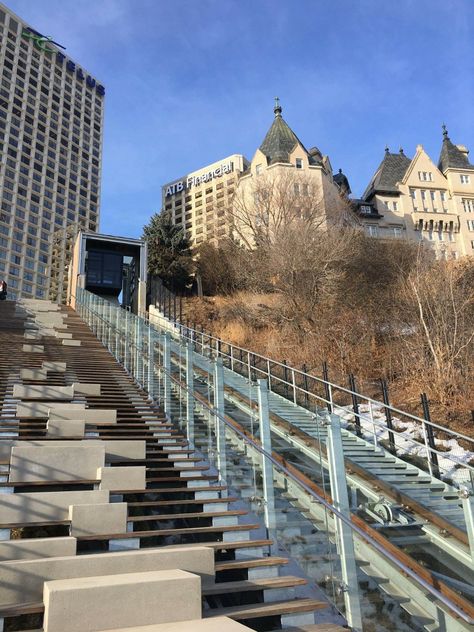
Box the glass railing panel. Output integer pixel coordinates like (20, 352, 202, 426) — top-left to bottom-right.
(73, 289, 474, 631)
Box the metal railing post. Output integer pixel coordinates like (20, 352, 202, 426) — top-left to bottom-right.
(99, 297, 104, 343)
(135, 316, 142, 386)
(327, 413, 363, 631)
(124, 309, 130, 373)
(322, 361, 332, 412)
(257, 379, 276, 538)
(459, 487, 474, 564)
(368, 400, 378, 448)
(291, 368, 297, 405)
(380, 379, 396, 454)
(106, 302, 111, 351)
(421, 393, 440, 479)
(251, 353, 256, 382)
(461, 489, 474, 565)
(283, 360, 289, 399)
(92, 295, 98, 336)
(302, 364, 309, 409)
(147, 323, 155, 400)
(163, 332, 171, 420)
(214, 357, 227, 494)
(348, 373, 361, 436)
(185, 340, 194, 445)
(114, 307, 120, 362)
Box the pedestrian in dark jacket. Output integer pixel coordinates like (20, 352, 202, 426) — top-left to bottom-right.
(0, 280, 7, 300)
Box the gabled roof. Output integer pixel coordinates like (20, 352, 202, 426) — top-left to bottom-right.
(438, 126, 474, 172)
(363, 148, 411, 200)
(258, 99, 321, 166)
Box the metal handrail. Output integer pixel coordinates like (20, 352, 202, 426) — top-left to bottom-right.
(75, 289, 474, 625)
(78, 291, 474, 485)
(178, 323, 474, 445)
(160, 318, 474, 485)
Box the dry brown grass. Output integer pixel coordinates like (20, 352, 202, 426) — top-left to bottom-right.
(182, 290, 474, 437)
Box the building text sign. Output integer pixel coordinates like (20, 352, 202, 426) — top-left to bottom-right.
(165, 161, 234, 197)
(21, 27, 105, 96)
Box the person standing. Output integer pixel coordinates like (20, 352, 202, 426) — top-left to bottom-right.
(0, 280, 7, 300)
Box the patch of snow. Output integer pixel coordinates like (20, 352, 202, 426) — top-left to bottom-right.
(334, 403, 474, 487)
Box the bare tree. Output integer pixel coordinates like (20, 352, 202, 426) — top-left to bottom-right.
(224, 168, 362, 321)
(399, 252, 474, 405)
(229, 169, 357, 249)
(269, 222, 360, 326)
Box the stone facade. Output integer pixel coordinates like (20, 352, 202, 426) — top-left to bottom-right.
(233, 100, 354, 247)
(355, 128, 474, 258)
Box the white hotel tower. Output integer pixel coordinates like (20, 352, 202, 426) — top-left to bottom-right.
(0, 2, 104, 299)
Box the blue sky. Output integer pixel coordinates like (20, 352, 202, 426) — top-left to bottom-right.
(6, 0, 474, 238)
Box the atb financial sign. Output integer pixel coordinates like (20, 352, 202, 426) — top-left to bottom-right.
(165, 161, 234, 197)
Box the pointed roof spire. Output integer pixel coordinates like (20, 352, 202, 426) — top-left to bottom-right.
(333, 168, 351, 195)
(274, 96, 282, 117)
(259, 100, 318, 166)
(385, 145, 390, 154)
(438, 125, 473, 172)
(399, 147, 404, 155)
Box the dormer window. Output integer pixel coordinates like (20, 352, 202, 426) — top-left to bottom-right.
(295, 158, 303, 169)
(460, 174, 470, 184)
(418, 171, 433, 182)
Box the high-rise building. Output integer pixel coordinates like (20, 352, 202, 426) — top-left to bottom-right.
(162, 154, 248, 247)
(0, 2, 104, 299)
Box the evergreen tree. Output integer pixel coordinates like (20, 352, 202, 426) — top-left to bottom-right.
(143, 211, 194, 292)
